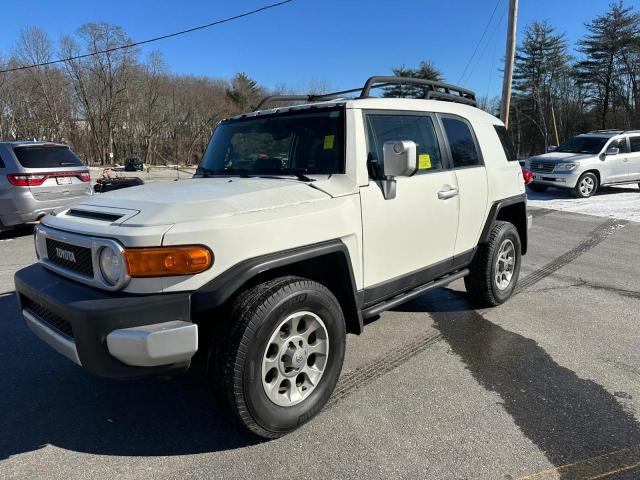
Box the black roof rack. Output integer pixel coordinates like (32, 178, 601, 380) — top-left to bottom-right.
(254, 76, 477, 110)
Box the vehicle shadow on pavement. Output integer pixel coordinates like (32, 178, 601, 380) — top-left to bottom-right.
(401, 288, 640, 478)
(0, 291, 260, 460)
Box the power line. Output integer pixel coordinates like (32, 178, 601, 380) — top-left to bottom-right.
(463, 5, 507, 88)
(457, 0, 502, 85)
(0, 0, 295, 74)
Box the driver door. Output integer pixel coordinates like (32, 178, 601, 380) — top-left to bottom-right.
(359, 112, 459, 305)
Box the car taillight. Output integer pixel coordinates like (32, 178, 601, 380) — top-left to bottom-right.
(522, 168, 534, 185)
(7, 174, 47, 186)
(79, 171, 90, 182)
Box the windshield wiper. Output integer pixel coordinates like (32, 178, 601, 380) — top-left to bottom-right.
(278, 168, 315, 182)
(196, 167, 252, 178)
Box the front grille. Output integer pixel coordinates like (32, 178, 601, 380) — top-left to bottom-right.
(46, 238, 93, 277)
(23, 297, 74, 339)
(529, 160, 555, 173)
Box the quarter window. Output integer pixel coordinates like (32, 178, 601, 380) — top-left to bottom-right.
(494, 125, 518, 161)
(629, 137, 640, 153)
(442, 117, 481, 168)
(365, 114, 443, 177)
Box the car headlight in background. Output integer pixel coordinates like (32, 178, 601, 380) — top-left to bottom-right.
(99, 245, 124, 286)
(554, 163, 578, 172)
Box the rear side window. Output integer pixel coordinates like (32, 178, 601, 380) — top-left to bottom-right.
(365, 114, 443, 175)
(0, 154, 4, 169)
(494, 125, 518, 161)
(442, 117, 481, 168)
(13, 146, 84, 168)
(629, 137, 640, 153)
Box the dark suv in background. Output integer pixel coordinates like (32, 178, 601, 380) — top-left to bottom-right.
(0, 142, 92, 231)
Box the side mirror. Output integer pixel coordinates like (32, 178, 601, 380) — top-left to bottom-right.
(605, 146, 619, 156)
(381, 140, 417, 200)
(547, 145, 557, 152)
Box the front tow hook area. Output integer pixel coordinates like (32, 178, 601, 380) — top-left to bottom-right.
(106, 321, 198, 367)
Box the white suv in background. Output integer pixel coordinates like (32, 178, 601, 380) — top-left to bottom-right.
(525, 130, 640, 198)
(15, 76, 530, 438)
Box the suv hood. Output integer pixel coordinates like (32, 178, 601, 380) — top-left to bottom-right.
(530, 152, 595, 163)
(75, 177, 332, 226)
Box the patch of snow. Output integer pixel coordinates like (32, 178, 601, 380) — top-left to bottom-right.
(527, 184, 640, 223)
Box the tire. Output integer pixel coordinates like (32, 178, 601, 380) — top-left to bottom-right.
(209, 276, 346, 438)
(464, 221, 522, 308)
(572, 172, 598, 198)
(528, 184, 549, 193)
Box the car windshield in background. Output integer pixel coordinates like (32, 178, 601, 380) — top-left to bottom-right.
(13, 145, 85, 169)
(556, 136, 608, 154)
(197, 107, 345, 177)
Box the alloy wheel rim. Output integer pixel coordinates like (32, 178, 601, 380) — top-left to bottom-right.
(580, 176, 594, 195)
(495, 239, 516, 291)
(261, 311, 329, 407)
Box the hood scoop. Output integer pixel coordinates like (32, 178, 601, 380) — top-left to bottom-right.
(58, 204, 140, 225)
(67, 209, 124, 222)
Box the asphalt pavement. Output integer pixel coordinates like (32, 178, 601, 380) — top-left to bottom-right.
(1, 208, 639, 480)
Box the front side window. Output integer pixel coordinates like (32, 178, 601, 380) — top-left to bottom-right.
(365, 114, 443, 177)
(629, 137, 640, 153)
(609, 138, 629, 153)
(442, 117, 481, 168)
(198, 107, 344, 176)
(556, 136, 608, 154)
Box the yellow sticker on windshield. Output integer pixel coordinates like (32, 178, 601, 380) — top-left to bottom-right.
(323, 135, 335, 150)
(418, 154, 432, 169)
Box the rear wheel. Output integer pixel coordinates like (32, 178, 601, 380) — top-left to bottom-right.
(573, 172, 598, 198)
(465, 221, 522, 307)
(209, 276, 346, 438)
(528, 184, 549, 193)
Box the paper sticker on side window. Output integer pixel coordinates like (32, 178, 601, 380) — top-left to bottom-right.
(323, 135, 335, 150)
(418, 154, 432, 169)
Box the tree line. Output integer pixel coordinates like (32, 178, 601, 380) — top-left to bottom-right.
(0, 24, 267, 166)
(0, 1, 638, 164)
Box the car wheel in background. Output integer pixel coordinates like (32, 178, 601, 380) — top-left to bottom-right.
(573, 172, 598, 198)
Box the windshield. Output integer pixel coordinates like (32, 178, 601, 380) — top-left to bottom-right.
(556, 136, 608, 154)
(197, 107, 345, 177)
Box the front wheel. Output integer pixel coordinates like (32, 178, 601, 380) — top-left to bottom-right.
(209, 276, 346, 438)
(465, 221, 522, 307)
(573, 172, 598, 198)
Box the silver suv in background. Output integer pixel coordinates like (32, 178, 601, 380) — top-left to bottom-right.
(524, 130, 640, 198)
(0, 142, 93, 230)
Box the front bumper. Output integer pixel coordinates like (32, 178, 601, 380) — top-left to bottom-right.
(14, 264, 196, 379)
(530, 170, 581, 188)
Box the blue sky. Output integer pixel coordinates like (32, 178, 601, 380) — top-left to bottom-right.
(0, 0, 628, 98)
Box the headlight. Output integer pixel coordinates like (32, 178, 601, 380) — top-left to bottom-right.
(99, 246, 124, 286)
(554, 163, 578, 172)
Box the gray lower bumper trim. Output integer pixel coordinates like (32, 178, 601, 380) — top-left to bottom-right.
(106, 320, 198, 367)
(23, 309, 81, 365)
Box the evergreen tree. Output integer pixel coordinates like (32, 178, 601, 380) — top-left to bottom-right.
(577, 1, 640, 128)
(383, 61, 443, 98)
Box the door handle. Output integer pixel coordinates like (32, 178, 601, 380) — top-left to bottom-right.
(438, 188, 459, 200)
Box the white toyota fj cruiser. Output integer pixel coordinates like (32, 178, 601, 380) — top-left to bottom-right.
(15, 76, 530, 438)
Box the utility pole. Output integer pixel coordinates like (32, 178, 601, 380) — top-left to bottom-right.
(500, 0, 518, 129)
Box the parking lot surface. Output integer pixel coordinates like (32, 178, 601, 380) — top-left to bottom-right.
(1, 208, 639, 480)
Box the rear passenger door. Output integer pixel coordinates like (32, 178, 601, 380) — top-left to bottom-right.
(359, 111, 459, 303)
(627, 136, 640, 181)
(439, 115, 488, 258)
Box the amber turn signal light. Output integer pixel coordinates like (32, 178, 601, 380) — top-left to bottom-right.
(124, 246, 213, 277)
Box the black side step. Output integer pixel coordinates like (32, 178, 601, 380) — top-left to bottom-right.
(361, 269, 470, 319)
